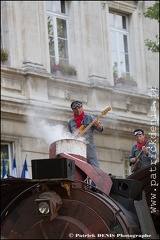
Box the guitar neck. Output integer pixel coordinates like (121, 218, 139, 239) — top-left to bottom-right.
(77, 106, 111, 137)
(136, 140, 150, 159)
(136, 149, 143, 159)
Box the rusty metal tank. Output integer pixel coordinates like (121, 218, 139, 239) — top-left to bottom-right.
(1, 140, 159, 239)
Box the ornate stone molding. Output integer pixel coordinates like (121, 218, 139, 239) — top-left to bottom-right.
(1, 73, 23, 92)
(88, 74, 111, 87)
(22, 61, 48, 73)
(1, 112, 26, 122)
(107, 1, 137, 13)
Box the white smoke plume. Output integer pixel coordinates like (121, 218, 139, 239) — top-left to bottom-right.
(25, 109, 85, 147)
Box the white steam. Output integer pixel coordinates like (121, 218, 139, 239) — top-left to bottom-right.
(26, 109, 85, 146)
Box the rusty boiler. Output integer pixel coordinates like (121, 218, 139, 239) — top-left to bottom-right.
(1, 139, 159, 239)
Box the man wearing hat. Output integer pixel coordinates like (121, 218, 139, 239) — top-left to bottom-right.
(129, 128, 156, 172)
(67, 101, 103, 168)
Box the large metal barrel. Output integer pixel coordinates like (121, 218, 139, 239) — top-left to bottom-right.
(49, 139, 87, 161)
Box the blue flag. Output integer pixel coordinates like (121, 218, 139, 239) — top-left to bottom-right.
(12, 157, 17, 177)
(21, 158, 29, 179)
(2, 158, 7, 179)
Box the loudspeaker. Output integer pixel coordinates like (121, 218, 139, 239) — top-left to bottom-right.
(111, 178, 143, 200)
(31, 158, 75, 181)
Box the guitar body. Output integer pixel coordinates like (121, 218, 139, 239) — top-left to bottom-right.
(78, 125, 85, 133)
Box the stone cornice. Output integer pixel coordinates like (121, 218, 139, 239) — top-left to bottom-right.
(1, 112, 26, 122)
(106, 1, 137, 13)
(2, 65, 157, 102)
(1, 65, 50, 80)
(1, 100, 72, 123)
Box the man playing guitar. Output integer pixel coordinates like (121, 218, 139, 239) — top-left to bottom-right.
(67, 101, 106, 168)
(129, 129, 156, 173)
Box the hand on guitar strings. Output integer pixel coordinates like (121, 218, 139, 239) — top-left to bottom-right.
(130, 157, 137, 163)
(93, 120, 103, 130)
(142, 146, 149, 155)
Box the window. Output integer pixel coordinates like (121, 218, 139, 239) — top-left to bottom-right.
(109, 12, 130, 83)
(1, 143, 12, 178)
(46, 1, 69, 73)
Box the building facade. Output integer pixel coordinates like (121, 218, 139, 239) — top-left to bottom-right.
(1, 1, 159, 178)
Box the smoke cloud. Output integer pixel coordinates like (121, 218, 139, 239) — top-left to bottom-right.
(26, 109, 85, 147)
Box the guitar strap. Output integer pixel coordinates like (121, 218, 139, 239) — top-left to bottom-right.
(82, 115, 91, 126)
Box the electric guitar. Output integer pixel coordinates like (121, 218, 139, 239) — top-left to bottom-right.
(77, 106, 112, 137)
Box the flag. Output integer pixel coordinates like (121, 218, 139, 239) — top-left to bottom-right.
(12, 157, 17, 177)
(21, 157, 29, 179)
(2, 158, 7, 179)
(7, 165, 10, 176)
